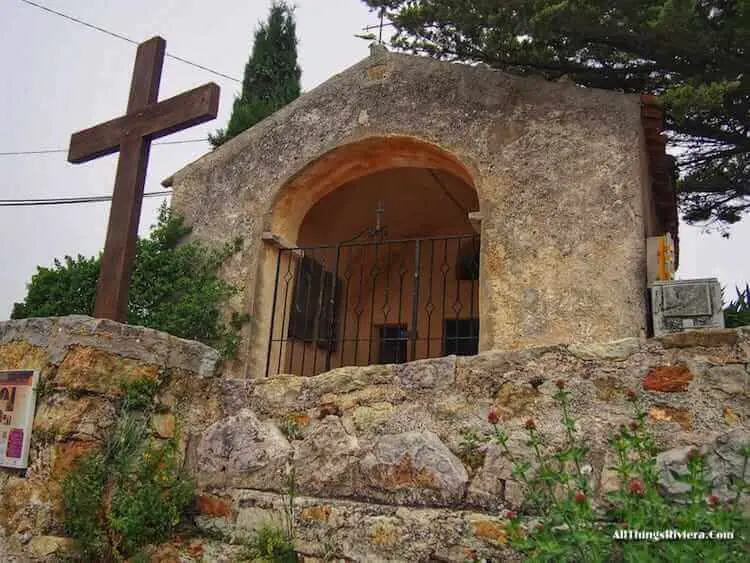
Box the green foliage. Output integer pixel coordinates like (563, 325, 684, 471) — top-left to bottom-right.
(458, 427, 484, 470)
(365, 0, 750, 229)
(120, 377, 160, 411)
(61, 452, 108, 559)
(281, 417, 304, 441)
(12, 203, 245, 357)
(486, 383, 750, 561)
(210, 2, 301, 147)
(241, 466, 299, 562)
(12, 254, 99, 318)
(242, 524, 298, 562)
(33, 374, 54, 403)
(724, 284, 750, 328)
(108, 442, 195, 555)
(61, 377, 194, 560)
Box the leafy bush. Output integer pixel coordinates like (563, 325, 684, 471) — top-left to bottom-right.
(120, 377, 160, 412)
(724, 284, 750, 328)
(458, 428, 484, 470)
(61, 377, 194, 560)
(486, 383, 750, 561)
(242, 524, 298, 562)
(12, 203, 246, 356)
(61, 451, 108, 559)
(108, 442, 194, 555)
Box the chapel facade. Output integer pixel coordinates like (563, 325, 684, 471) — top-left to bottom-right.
(165, 45, 677, 379)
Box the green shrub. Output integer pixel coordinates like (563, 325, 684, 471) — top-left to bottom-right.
(108, 442, 194, 555)
(12, 203, 247, 357)
(486, 382, 750, 561)
(458, 428, 484, 470)
(281, 417, 304, 441)
(120, 377, 160, 411)
(243, 524, 298, 562)
(724, 284, 750, 328)
(61, 377, 194, 560)
(60, 451, 108, 560)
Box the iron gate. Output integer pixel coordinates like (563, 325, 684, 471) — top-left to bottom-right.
(265, 235, 480, 377)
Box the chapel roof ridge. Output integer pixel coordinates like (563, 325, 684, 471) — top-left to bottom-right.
(162, 45, 393, 187)
(162, 44, 642, 187)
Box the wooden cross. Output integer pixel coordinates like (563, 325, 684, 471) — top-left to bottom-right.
(68, 36, 219, 322)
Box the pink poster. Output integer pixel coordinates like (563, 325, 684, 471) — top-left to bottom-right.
(6, 428, 23, 458)
(0, 370, 38, 469)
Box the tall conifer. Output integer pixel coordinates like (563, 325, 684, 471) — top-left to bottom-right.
(210, 2, 301, 147)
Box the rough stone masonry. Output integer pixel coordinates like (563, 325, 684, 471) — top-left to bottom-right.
(165, 45, 677, 379)
(0, 316, 748, 561)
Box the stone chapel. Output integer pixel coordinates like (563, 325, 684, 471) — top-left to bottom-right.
(164, 45, 678, 379)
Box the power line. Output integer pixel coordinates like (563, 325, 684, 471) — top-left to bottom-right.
(0, 138, 209, 156)
(18, 0, 241, 84)
(0, 191, 172, 207)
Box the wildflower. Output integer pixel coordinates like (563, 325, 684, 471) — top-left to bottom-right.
(625, 389, 638, 401)
(708, 495, 720, 508)
(555, 379, 566, 389)
(524, 419, 536, 431)
(574, 490, 586, 504)
(506, 510, 517, 519)
(487, 410, 500, 425)
(629, 479, 645, 496)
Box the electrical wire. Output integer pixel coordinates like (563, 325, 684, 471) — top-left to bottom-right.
(18, 0, 241, 83)
(0, 138, 209, 157)
(0, 191, 172, 207)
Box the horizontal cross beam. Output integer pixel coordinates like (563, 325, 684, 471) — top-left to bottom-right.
(68, 83, 219, 164)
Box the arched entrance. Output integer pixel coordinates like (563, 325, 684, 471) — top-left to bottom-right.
(258, 136, 482, 376)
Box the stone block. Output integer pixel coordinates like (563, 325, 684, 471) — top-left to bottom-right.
(56, 345, 160, 394)
(651, 279, 724, 337)
(659, 328, 739, 349)
(567, 337, 641, 361)
(151, 413, 177, 439)
(195, 494, 234, 518)
(294, 416, 360, 496)
(34, 395, 115, 441)
(393, 355, 456, 391)
(643, 364, 693, 392)
(649, 405, 693, 430)
(28, 536, 74, 557)
(359, 431, 468, 505)
(196, 408, 291, 489)
(706, 365, 748, 395)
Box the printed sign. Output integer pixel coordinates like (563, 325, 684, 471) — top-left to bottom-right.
(0, 370, 39, 469)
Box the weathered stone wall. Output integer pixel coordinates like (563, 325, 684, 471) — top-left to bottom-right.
(190, 327, 750, 561)
(0, 316, 230, 560)
(169, 47, 652, 379)
(2, 319, 748, 561)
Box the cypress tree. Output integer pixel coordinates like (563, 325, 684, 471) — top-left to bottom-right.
(209, 2, 301, 147)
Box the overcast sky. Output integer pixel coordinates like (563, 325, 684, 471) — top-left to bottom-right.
(1, 0, 748, 320)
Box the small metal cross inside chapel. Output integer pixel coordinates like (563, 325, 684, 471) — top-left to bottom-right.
(68, 36, 220, 322)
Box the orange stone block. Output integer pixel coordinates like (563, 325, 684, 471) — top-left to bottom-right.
(649, 405, 693, 430)
(195, 494, 233, 518)
(52, 441, 99, 475)
(301, 504, 332, 523)
(472, 519, 509, 545)
(643, 364, 693, 392)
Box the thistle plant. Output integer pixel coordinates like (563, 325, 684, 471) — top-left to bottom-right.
(486, 383, 750, 562)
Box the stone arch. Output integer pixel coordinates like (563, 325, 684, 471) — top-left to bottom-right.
(266, 135, 480, 243)
(251, 135, 484, 377)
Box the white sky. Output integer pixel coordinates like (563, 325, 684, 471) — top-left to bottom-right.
(0, 0, 748, 319)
